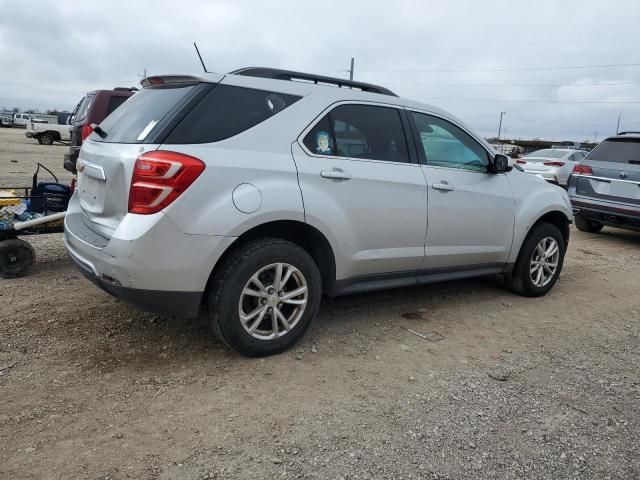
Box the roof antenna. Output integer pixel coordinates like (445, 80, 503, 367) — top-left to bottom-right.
(193, 42, 208, 73)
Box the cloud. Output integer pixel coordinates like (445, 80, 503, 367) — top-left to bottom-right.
(1, 0, 639, 140)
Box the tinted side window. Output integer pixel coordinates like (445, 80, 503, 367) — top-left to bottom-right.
(106, 96, 128, 116)
(303, 104, 409, 163)
(165, 85, 301, 144)
(410, 112, 489, 171)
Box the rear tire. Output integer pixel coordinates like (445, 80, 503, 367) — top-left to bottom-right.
(575, 215, 603, 233)
(38, 134, 54, 145)
(207, 238, 322, 357)
(505, 223, 565, 297)
(0, 239, 35, 278)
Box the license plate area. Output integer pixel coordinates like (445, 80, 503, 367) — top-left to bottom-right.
(609, 180, 639, 199)
(78, 175, 106, 213)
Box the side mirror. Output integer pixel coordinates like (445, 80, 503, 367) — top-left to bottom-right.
(491, 154, 512, 173)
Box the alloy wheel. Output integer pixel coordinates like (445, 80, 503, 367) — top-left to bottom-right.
(529, 236, 560, 287)
(238, 263, 308, 340)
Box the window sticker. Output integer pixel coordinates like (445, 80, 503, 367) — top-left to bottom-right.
(315, 131, 333, 155)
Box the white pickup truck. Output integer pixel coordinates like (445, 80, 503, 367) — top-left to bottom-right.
(25, 121, 71, 145)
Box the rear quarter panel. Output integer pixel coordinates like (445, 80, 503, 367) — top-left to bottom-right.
(160, 99, 315, 236)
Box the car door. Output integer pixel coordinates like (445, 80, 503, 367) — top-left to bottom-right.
(407, 110, 515, 269)
(292, 102, 428, 280)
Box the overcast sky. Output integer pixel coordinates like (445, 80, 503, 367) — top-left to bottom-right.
(1, 0, 639, 141)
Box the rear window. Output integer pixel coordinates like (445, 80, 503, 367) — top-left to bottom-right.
(527, 149, 566, 159)
(163, 85, 301, 144)
(106, 95, 129, 116)
(587, 138, 640, 164)
(94, 85, 195, 143)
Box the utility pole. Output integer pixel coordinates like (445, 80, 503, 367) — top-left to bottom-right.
(593, 130, 598, 143)
(497, 111, 506, 141)
(616, 113, 621, 134)
(349, 58, 355, 81)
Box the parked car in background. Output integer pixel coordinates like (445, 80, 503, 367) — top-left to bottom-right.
(0, 111, 13, 127)
(568, 132, 640, 233)
(12, 113, 35, 127)
(64, 88, 136, 173)
(25, 120, 71, 145)
(64, 68, 573, 357)
(517, 148, 588, 186)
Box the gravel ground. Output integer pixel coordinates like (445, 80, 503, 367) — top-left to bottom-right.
(1, 127, 639, 479)
(0, 127, 72, 188)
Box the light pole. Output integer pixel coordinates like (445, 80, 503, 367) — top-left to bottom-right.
(497, 112, 507, 141)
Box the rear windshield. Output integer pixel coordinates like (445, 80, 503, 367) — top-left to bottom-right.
(527, 149, 566, 159)
(93, 85, 195, 143)
(587, 138, 640, 164)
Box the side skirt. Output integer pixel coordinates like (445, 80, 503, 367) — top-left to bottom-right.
(329, 263, 510, 297)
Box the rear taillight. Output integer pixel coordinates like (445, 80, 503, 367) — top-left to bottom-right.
(128, 151, 205, 215)
(573, 164, 593, 175)
(81, 124, 93, 141)
(516, 159, 527, 164)
(543, 161, 565, 167)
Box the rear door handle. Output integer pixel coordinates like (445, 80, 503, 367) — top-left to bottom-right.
(432, 182, 455, 191)
(321, 168, 352, 181)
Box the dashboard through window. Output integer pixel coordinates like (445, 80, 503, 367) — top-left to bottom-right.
(303, 104, 410, 163)
(410, 112, 489, 172)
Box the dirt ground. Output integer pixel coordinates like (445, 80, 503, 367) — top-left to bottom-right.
(0, 127, 72, 189)
(1, 127, 639, 479)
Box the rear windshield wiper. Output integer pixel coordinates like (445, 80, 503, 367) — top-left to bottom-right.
(91, 123, 107, 139)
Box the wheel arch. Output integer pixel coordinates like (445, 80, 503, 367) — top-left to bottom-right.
(205, 219, 336, 296)
(533, 210, 570, 247)
(42, 130, 61, 140)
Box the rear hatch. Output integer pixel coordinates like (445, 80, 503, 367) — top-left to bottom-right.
(76, 77, 216, 237)
(574, 137, 640, 207)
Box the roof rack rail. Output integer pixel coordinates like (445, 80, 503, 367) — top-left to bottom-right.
(617, 131, 640, 135)
(228, 67, 397, 97)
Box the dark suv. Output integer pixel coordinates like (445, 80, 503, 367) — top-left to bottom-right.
(64, 88, 136, 173)
(568, 132, 640, 233)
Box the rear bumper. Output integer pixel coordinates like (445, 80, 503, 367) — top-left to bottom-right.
(63, 195, 236, 318)
(522, 169, 565, 185)
(66, 241, 203, 318)
(570, 197, 640, 231)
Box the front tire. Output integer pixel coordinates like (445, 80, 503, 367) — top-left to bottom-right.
(207, 238, 322, 357)
(505, 223, 565, 297)
(575, 215, 603, 233)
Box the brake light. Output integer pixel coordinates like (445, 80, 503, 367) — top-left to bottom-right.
(543, 161, 565, 167)
(128, 151, 205, 215)
(516, 159, 527, 164)
(573, 164, 593, 175)
(81, 124, 93, 141)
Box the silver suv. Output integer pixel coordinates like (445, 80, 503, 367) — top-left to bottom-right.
(64, 68, 573, 356)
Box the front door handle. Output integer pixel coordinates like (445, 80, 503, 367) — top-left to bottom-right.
(432, 182, 455, 191)
(321, 168, 352, 181)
